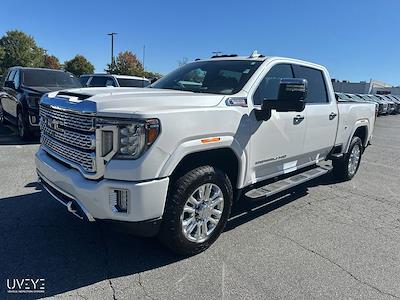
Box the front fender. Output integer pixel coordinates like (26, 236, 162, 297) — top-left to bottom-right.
(158, 135, 248, 189)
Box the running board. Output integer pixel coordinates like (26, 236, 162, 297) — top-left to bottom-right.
(245, 164, 332, 199)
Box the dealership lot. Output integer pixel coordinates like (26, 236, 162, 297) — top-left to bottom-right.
(0, 116, 399, 299)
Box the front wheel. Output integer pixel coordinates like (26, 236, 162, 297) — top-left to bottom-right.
(332, 136, 363, 181)
(0, 102, 6, 125)
(158, 165, 233, 256)
(17, 110, 30, 140)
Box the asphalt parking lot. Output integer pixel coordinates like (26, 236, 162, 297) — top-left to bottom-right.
(0, 116, 400, 300)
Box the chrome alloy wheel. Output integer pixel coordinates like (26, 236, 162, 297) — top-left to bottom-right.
(180, 183, 224, 243)
(348, 144, 361, 176)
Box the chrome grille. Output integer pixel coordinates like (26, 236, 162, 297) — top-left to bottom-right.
(41, 135, 96, 172)
(40, 105, 95, 132)
(39, 104, 97, 174)
(40, 121, 95, 150)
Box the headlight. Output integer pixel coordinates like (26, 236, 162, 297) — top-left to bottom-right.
(116, 119, 160, 159)
(98, 118, 160, 160)
(26, 95, 40, 109)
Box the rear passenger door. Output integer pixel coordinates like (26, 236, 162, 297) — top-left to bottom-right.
(292, 65, 338, 162)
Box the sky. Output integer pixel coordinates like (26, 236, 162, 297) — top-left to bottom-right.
(1, 0, 400, 85)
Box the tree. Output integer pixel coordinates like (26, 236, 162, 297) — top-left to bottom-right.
(106, 51, 162, 79)
(0, 30, 45, 73)
(143, 70, 163, 80)
(64, 55, 94, 76)
(43, 54, 61, 69)
(106, 51, 144, 76)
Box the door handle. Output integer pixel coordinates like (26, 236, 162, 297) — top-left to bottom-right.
(293, 115, 305, 125)
(329, 112, 337, 120)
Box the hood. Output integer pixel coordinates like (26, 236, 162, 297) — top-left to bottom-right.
(47, 87, 227, 117)
(22, 85, 75, 94)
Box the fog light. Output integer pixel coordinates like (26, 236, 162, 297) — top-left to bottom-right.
(109, 188, 129, 213)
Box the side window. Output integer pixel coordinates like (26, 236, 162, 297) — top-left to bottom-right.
(105, 78, 116, 87)
(253, 64, 293, 105)
(13, 70, 20, 88)
(79, 76, 89, 86)
(292, 65, 328, 103)
(88, 76, 108, 87)
(7, 70, 16, 82)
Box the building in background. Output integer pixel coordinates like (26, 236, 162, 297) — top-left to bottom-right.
(332, 79, 400, 95)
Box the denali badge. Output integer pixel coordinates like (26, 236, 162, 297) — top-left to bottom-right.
(46, 117, 63, 132)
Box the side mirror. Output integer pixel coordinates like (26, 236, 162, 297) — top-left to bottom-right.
(255, 78, 307, 121)
(4, 80, 16, 90)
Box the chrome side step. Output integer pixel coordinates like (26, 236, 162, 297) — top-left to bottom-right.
(245, 164, 332, 199)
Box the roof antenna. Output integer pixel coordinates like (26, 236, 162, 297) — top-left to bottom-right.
(249, 50, 261, 58)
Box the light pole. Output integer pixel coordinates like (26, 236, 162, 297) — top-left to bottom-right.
(107, 32, 117, 73)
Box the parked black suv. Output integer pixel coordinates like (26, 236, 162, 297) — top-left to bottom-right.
(0, 67, 81, 140)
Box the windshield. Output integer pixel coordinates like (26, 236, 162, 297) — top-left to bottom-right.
(151, 60, 263, 95)
(22, 69, 81, 88)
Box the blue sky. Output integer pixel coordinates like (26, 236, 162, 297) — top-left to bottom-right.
(1, 0, 399, 84)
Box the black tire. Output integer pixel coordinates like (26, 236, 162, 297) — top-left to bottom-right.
(17, 110, 30, 141)
(332, 136, 363, 181)
(0, 101, 6, 125)
(158, 165, 233, 256)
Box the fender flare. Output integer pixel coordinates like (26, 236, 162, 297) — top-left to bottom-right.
(158, 135, 248, 189)
(344, 120, 370, 153)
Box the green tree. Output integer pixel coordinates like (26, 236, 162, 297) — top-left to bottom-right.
(143, 70, 163, 80)
(106, 51, 144, 76)
(64, 55, 94, 76)
(0, 30, 45, 73)
(43, 54, 61, 69)
(106, 51, 162, 79)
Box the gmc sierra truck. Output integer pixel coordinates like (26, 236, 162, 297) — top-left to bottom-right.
(35, 53, 376, 255)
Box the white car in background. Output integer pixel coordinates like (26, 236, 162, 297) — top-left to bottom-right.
(79, 74, 150, 88)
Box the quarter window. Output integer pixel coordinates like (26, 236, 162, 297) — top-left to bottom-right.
(292, 65, 328, 103)
(253, 64, 293, 105)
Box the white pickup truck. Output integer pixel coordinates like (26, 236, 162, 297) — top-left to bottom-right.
(35, 53, 376, 255)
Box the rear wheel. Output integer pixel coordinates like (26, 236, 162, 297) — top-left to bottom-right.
(158, 165, 233, 256)
(332, 136, 363, 181)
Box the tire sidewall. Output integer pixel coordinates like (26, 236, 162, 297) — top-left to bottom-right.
(346, 137, 363, 179)
(162, 166, 233, 255)
(0, 102, 4, 124)
(17, 111, 27, 139)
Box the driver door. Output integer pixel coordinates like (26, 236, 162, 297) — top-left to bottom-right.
(249, 63, 307, 182)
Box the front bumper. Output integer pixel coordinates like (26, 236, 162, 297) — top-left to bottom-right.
(35, 148, 169, 232)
